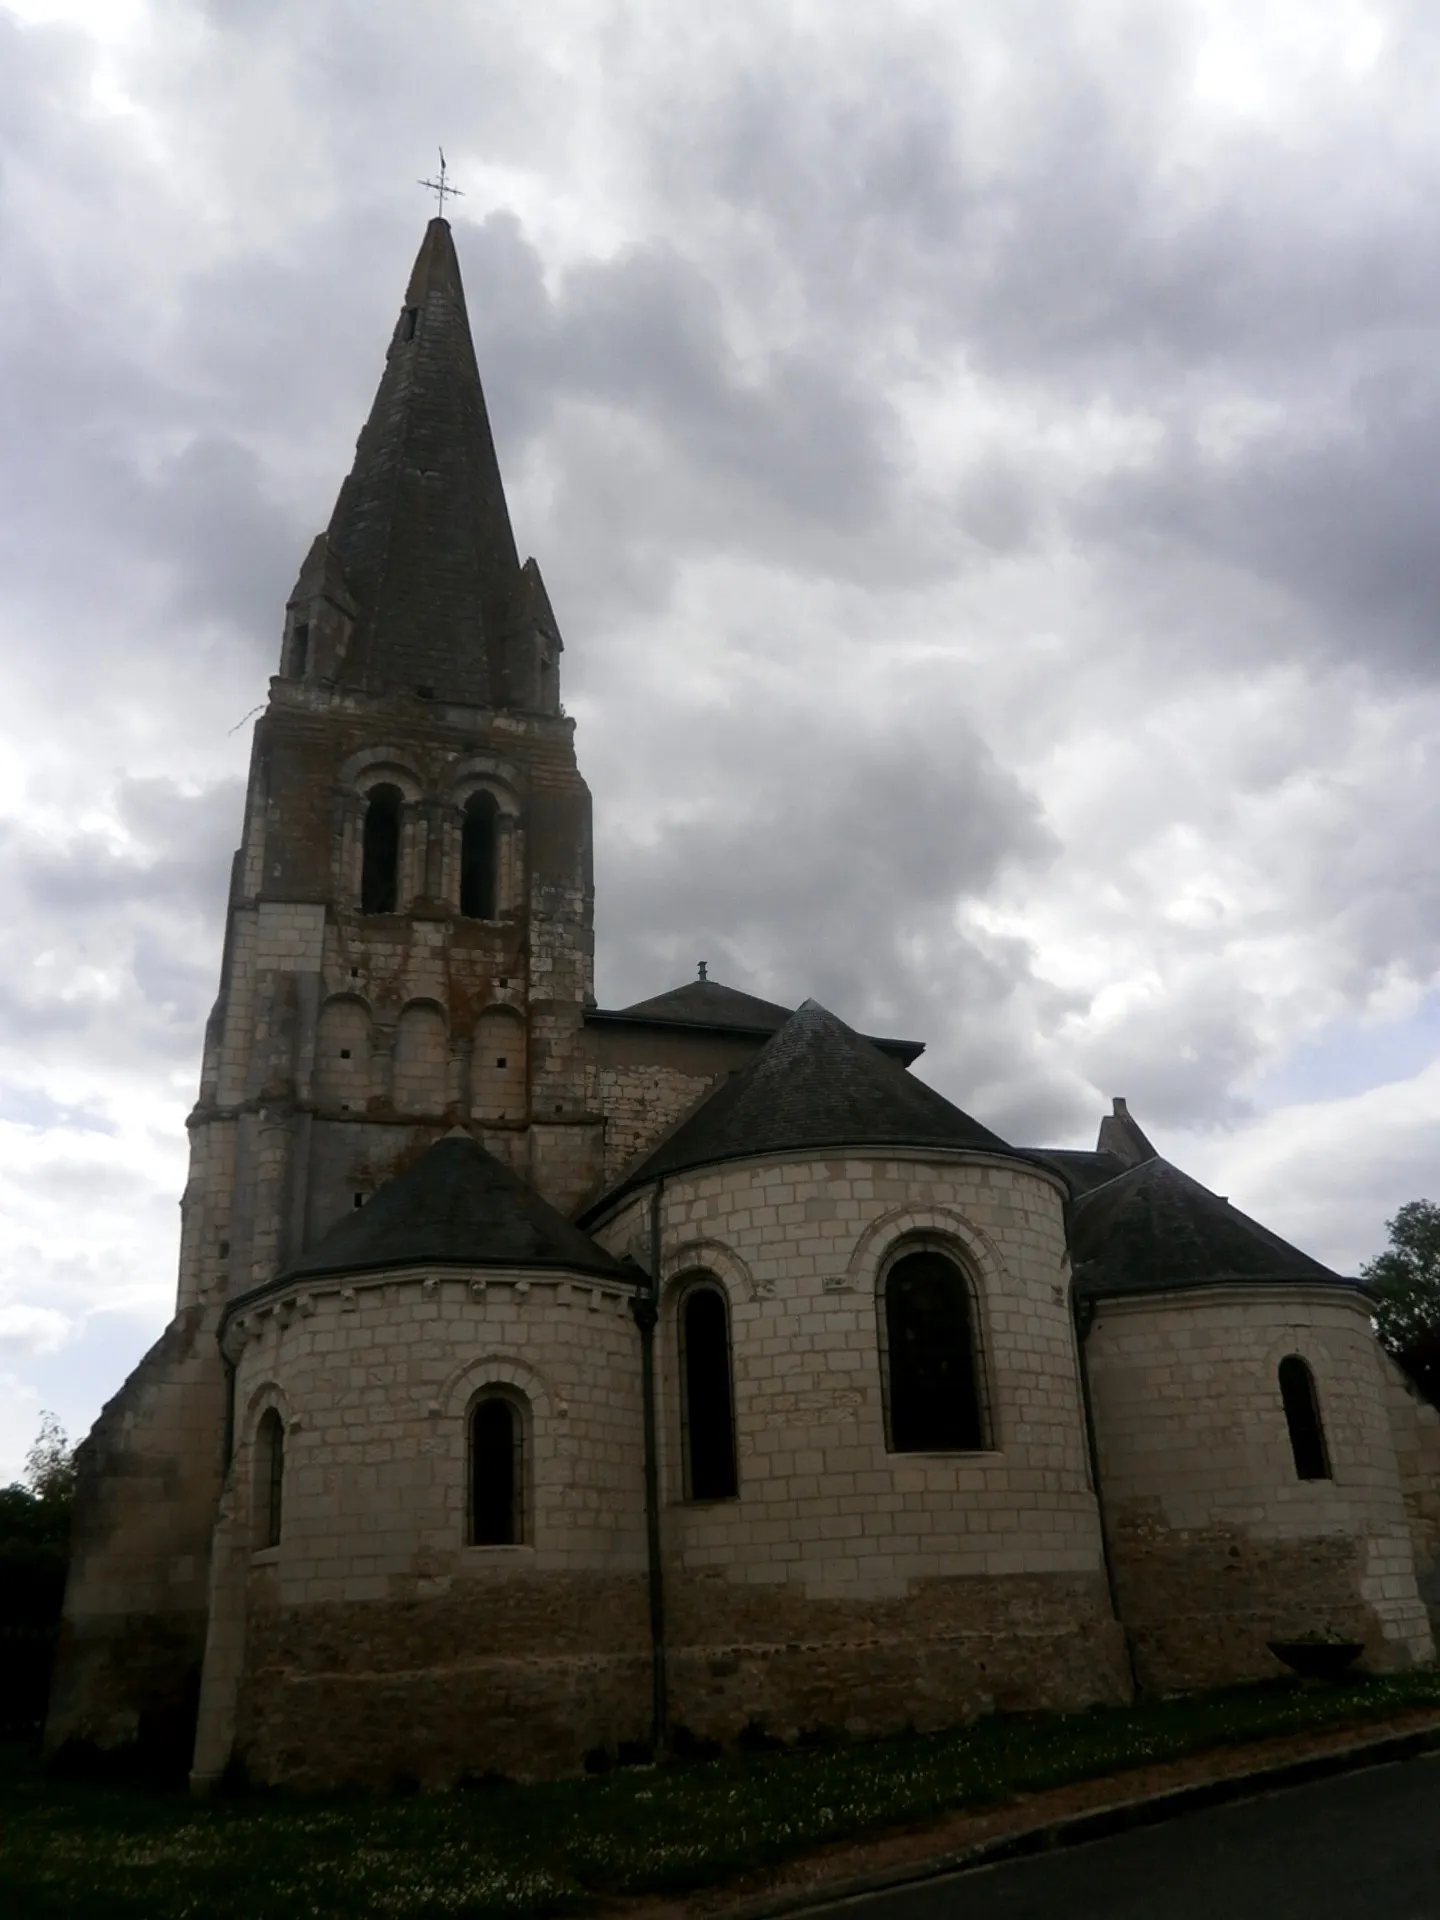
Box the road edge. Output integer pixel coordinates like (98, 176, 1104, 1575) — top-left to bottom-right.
(719, 1719, 1440, 1918)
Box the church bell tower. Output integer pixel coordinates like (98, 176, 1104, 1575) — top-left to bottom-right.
(48, 218, 600, 1760)
(184, 215, 600, 1310)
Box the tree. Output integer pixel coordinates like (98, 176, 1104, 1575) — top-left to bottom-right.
(1, 1411, 76, 1737)
(22, 1410, 76, 1505)
(1361, 1200, 1440, 1409)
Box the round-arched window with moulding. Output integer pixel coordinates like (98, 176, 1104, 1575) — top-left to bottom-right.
(880, 1245, 987, 1452)
(469, 1392, 526, 1544)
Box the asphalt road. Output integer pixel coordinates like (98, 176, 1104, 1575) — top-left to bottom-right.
(834, 1754, 1440, 1919)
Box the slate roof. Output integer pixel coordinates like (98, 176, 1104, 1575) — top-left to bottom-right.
(587, 975, 925, 1065)
(323, 218, 526, 706)
(1069, 1156, 1354, 1299)
(584, 1000, 1028, 1215)
(614, 978, 796, 1032)
(1031, 1148, 1131, 1196)
(281, 1132, 628, 1283)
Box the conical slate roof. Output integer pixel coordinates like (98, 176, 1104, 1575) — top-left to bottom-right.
(587, 1000, 1024, 1211)
(1069, 1157, 1351, 1299)
(325, 218, 524, 705)
(283, 1132, 627, 1283)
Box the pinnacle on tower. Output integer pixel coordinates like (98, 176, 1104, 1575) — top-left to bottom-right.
(315, 217, 555, 709)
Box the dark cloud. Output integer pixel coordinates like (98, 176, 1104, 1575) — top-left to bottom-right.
(7, 0, 1440, 1471)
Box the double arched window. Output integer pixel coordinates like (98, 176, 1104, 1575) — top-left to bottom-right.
(360, 784, 402, 914)
(881, 1246, 987, 1452)
(470, 1394, 525, 1544)
(1278, 1355, 1331, 1481)
(679, 1282, 738, 1501)
(460, 791, 498, 920)
(254, 1408, 285, 1550)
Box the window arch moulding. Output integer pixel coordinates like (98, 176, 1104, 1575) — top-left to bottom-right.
(339, 747, 425, 802)
(844, 1204, 1007, 1299)
(440, 1352, 554, 1425)
(664, 1237, 761, 1303)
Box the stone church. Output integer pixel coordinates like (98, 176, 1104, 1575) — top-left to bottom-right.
(47, 218, 1440, 1788)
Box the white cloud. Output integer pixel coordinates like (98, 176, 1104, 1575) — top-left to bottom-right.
(4, 0, 1440, 1475)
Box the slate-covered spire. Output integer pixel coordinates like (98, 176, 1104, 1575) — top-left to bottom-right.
(322, 217, 537, 706)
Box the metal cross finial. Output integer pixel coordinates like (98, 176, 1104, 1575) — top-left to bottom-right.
(698, 961, 708, 981)
(418, 147, 464, 218)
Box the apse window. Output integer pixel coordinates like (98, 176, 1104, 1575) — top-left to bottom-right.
(679, 1282, 738, 1500)
(470, 1394, 525, 1545)
(882, 1247, 987, 1452)
(1279, 1355, 1332, 1481)
(254, 1408, 285, 1551)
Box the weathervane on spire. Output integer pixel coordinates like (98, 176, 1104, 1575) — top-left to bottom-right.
(418, 147, 464, 218)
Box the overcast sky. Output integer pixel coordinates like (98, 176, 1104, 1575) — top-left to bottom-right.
(3, 0, 1440, 1480)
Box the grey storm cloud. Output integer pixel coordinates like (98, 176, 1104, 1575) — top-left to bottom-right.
(8, 0, 1440, 1475)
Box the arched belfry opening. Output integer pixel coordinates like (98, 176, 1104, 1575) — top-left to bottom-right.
(360, 784, 402, 913)
(460, 790, 498, 919)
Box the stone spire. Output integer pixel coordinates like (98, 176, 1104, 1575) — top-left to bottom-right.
(321, 217, 538, 707)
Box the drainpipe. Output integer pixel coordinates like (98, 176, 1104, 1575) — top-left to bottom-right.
(1071, 1275, 1140, 1698)
(629, 1176, 668, 1757)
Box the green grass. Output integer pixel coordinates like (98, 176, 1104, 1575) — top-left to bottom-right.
(6, 1670, 1440, 1919)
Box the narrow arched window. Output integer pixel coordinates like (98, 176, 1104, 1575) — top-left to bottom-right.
(255, 1408, 284, 1550)
(460, 791, 498, 920)
(680, 1284, 738, 1500)
(470, 1395, 523, 1544)
(883, 1248, 985, 1452)
(1279, 1355, 1331, 1481)
(360, 784, 402, 913)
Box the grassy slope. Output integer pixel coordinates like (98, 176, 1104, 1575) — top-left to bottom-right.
(5, 1672, 1440, 1919)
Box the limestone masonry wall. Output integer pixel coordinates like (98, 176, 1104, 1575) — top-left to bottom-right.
(592, 1150, 1130, 1742)
(1086, 1287, 1434, 1691)
(589, 1061, 719, 1186)
(202, 1263, 648, 1785)
(1380, 1350, 1440, 1638)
